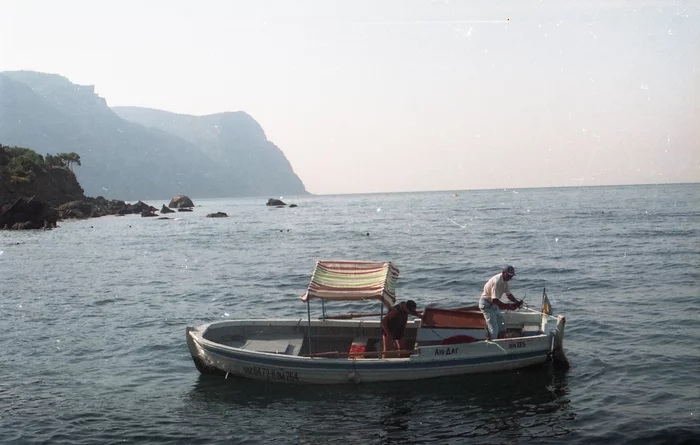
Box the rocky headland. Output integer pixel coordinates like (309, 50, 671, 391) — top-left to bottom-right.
(0, 144, 300, 230)
(0, 144, 162, 229)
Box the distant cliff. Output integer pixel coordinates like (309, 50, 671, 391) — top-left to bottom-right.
(0, 71, 308, 200)
(112, 107, 307, 196)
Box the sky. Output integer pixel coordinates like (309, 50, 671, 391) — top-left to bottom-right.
(1, 0, 698, 195)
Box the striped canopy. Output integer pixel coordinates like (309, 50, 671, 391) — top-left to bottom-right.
(301, 260, 399, 308)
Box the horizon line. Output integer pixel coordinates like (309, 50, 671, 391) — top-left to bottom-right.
(128, 181, 699, 202)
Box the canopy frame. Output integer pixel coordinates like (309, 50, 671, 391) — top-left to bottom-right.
(301, 260, 399, 308)
(301, 260, 399, 357)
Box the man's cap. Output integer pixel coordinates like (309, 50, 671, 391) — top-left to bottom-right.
(405, 300, 418, 315)
(503, 265, 516, 276)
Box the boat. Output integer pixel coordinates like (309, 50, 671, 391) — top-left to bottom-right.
(186, 260, 568, 384)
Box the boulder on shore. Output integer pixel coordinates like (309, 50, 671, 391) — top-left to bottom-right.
(169, 195, 194, 209)
(160, 205, 175, 214)
(57, 198, 156, 219)
(86, 196, 128, 218)
(56, 200, 93, 219)
(266, 198, 286, 207)
(206, 212, 228, 218)
(0, 197, 58, 230)
(12, 221, 44, 230)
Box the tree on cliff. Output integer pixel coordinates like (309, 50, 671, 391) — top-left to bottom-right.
(45, 153, 62, 167)
(0, 144, 87, 217)
(0, 145, 45, 183)
(57, 152, 81, 171)
(1, 145, 83, 184)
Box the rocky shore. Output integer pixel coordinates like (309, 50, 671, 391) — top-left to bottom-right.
(0, 195, 166, 230)
(0, 145, 166, 229)
(1, 146, 300, 229)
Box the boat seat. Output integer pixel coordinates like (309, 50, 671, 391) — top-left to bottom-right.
(421, 307, 487, 329)
(240, 334, 304, 356)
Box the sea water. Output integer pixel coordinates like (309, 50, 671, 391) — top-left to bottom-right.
(1, 184, 698, 444)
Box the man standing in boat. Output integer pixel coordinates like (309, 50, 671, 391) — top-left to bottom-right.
(382, 300, 420, 358)
(479, 265, 523, 340)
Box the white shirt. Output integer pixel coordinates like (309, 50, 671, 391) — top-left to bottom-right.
(481, 273, 510, 302)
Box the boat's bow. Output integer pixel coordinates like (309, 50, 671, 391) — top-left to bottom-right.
(552, 316, 569, 369)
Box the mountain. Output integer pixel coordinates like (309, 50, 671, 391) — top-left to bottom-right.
(0, 71, 307, 200)
(112, 107, 306, 196)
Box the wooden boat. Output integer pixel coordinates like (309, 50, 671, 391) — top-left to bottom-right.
(186, 260, 568, 384)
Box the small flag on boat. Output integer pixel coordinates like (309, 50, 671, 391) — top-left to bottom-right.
(542, 291, 552, 316)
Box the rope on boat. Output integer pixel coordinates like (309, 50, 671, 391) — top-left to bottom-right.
(485, 339, 508, 355)
(521, 305, 558, 320)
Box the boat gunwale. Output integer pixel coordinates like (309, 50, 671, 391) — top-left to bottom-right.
(192, 334, 551, 372)
(188, 319, 553, 368)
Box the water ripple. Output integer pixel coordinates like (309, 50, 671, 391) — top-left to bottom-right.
(1, 184, 699, 444)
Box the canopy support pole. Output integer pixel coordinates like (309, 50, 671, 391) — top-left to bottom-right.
(321, 300, 326, 320)
(379, 302, 384, 359)
(307, 300, 312, 355)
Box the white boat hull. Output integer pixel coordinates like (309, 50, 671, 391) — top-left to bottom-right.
(186, 315, 566, 384)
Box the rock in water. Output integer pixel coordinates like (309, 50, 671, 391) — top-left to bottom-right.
(123, 201, 156, 214)
(161, 205, 175, 214)
(266, 198, 286, 207)
(206, 212, 228, 218)
(169, 195, 194, 208)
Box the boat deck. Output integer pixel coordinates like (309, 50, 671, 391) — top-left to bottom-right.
(200, 310, 546, 359)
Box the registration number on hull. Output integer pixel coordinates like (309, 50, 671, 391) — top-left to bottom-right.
(241, 365, 299, 382)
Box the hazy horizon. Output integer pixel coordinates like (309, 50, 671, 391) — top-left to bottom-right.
(1, 0, 698, 195)
(109, 180, 700, 202)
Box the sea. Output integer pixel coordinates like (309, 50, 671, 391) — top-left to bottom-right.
(1, 183, 698, 445)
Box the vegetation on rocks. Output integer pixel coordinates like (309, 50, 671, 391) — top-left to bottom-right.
(1, 144, 187, 230)
(0, 144, 81, 183)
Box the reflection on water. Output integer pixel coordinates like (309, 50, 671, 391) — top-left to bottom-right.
(184, 364, 574, 444)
